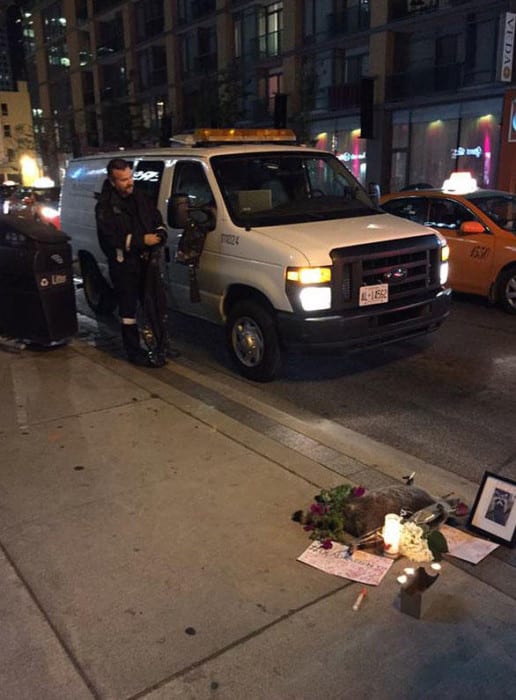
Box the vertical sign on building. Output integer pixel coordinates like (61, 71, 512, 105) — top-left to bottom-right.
(499, 12, 516, 82)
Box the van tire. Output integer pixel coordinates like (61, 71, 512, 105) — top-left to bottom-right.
(497, 266, 516, 314)
(79, 252, 117, 316)
(226, 300, 282, 382)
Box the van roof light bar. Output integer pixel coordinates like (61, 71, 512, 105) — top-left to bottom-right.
(187, 128, 298, 145)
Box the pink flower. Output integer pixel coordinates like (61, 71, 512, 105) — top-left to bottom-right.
(310, 502, 326, 515)
(304, 524, 315, 531)
(352, 486, 365, 498)
(320, 539, 333, 549)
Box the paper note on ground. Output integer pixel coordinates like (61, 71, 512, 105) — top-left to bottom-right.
(297, 541, 393, 585)
(441, 524, 499, 564)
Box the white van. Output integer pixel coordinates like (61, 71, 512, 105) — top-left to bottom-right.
(60, 128, 451, 381)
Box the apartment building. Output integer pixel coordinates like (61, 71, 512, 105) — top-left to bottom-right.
(0, 81, 38, 184)
(20, 0, 516, 191)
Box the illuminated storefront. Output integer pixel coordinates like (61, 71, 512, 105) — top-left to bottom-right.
(312, 118, 367, 186)
(390, 99, 502, 192)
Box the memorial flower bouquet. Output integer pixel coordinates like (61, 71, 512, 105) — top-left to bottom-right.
(292, 483, 366, 549)
(293, 482, 449, 560)
(398, 520, 448, 562)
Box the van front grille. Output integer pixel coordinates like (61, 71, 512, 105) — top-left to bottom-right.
(330, 234, 442, 309)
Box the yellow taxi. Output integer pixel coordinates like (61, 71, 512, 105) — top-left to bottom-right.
(381, 174, 516, 313)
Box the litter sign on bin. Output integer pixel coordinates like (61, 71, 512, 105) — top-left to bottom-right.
(0, 215, 78, 345)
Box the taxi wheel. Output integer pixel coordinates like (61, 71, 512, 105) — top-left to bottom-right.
(226, 300, 282, 382)
(79, 252, 117, 316)
(497, 267, 516, 314)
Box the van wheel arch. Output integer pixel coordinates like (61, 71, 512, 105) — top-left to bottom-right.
(78, 250, 117, 316)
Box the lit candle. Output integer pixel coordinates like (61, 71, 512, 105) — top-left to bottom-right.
(383, 513, 402, 556)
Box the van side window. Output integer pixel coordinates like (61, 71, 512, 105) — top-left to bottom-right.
(133, 160, 164, 205)
(172, 161, 214, 208)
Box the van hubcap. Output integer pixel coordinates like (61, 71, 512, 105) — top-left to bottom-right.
(232, 317, 264, 367)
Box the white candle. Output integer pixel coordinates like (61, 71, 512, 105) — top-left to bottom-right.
(383, 513, 402, 556)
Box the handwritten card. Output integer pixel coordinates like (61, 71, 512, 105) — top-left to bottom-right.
(441, 524, 499, 564)
(297, 541, 393, 585)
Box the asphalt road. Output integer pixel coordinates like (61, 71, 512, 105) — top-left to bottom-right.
(77, 289, 516, 487)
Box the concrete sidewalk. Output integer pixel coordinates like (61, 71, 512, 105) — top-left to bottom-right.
(0, 339, 515, 700)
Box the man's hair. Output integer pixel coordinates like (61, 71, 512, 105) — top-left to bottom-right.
(107, 158, 131, 177)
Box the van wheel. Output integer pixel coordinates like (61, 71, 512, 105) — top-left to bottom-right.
(79, 252, 117, 316)
(226, 300, 282, 382)
(497, 266, 516, 314)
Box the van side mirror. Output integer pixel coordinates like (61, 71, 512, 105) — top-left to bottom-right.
(168, 193, 216, 231)
(368, 182, 381, 207)
(460, 220, 486, 235)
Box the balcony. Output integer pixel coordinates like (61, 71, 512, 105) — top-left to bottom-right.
(328, 82, 362, 110)
(386, 63, 464, 100)
(193, 52, 218, 75)
(327, 5, 370, 38)
(250, 98, 273, 123)
(178, 0, 216, 24)
(389, 0, 439, 21)
(248, 30, 282, 62)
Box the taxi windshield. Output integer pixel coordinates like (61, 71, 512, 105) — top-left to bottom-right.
(466, 192, 516, 233)
(211, 152, 378, 227)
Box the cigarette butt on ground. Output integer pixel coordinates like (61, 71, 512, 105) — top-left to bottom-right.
(352, 587, 367, 611)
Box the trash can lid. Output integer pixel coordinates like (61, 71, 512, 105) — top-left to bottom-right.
(0, 214, 70, 243)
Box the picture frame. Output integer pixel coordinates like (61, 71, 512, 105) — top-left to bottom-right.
(468, 471, 516, 548)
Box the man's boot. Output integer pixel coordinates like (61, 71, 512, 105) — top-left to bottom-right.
(121, 324, 151, 366)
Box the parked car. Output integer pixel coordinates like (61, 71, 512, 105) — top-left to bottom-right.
(0, 183, 18, 212)
(4, 185, 61, 228)
(381, 183, 516, 313)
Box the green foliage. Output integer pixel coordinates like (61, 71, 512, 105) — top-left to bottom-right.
(292, 483, 363, 545)
(426, 529, 449, 562)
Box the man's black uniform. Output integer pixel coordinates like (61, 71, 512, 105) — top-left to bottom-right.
(95, 176, 168, 366)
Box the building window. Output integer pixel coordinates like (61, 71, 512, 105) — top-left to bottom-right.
(135, 0, 164, 42)
(3, 124, 11, 138)
(42, 1, 67, 44)
(257, 3, 282, 58)
(1, 103, 7, 116)
(138, 46, 167, 88)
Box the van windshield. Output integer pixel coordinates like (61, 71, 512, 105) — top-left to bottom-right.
(211, 152, 379, 227)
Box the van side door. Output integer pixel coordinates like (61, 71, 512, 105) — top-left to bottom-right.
(166, 159, 218, 317)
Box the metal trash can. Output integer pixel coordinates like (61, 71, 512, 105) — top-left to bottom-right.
(0, 214, 78, 345)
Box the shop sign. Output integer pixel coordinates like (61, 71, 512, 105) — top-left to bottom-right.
(338, 151, 366, 163)
(499, 12, 516, 82)
(451, 146, 483, 159)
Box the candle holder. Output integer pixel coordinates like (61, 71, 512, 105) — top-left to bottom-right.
(397, 563, 441, 618)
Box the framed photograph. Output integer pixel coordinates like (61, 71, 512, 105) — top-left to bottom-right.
(468, 471, 516, 547)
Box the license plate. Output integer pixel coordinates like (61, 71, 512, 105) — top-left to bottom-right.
(359, 283, 388, 306)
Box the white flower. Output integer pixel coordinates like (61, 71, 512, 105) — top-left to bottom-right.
(399, 521, 433, 562)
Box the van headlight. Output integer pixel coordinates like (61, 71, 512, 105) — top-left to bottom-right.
(286, 266, 332, 311)
(440, 244, 449, 285)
